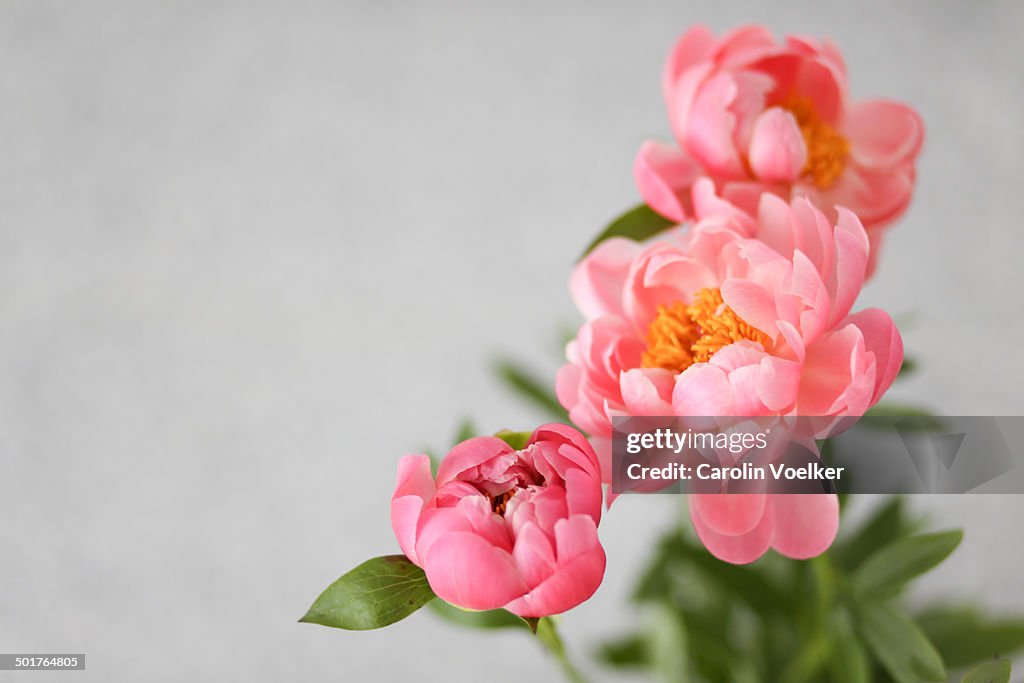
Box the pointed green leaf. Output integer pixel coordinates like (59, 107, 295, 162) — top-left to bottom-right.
(495, 429, 532, 450)
(596, 633, 650, 669)
(856, 603, 946, 683)
(493, 358, 568, 421)
(852, 530, 962, 600)
(962, 659, 1011, 683)
(916, 606, 1024, 669)
(898, 357, 917, 378)
(834, 497, 915, 572)
(453, 418, 476, 445)
(580, 203, 676, 259)
(862, 404, 944, 431)
(300, 555, 434, 630)
(649, 605, 690, 683)
(827, 610, 871, 683)
(427, 599, 529, 630)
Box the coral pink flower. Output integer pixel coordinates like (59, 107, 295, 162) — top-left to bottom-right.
(635, 25, 924, 275)
(391, 424, 605, 616)
(558, 189, 902, 562)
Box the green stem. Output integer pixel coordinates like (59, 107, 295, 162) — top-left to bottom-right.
(536, 616, 588, 683)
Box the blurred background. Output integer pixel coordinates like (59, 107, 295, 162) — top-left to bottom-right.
(1, 1, 1022, 681)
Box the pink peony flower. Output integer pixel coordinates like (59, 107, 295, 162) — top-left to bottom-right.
(558, 190, 903, 562)
(390, 423, 606, 616)
(635, 25, 924, 275)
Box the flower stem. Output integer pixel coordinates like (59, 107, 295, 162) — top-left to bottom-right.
(536, 616, 588, 683)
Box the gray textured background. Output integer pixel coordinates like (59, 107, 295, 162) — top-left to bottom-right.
(1, 1, 1022, 681)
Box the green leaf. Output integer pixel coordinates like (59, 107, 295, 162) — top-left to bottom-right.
(962, 659, 1012, 683)
(493, 358, 569, 421)
(580, 203, 676, 259)
(300, 555, 435, 630)
(596, 633, 650, 669)
(862, 404, 944, 431)
(495, 429, 532, 450)
(834, 497, 919, 573)
(827, 610, 871, 683)
(452, 418, 476, 445)
(916, 606, 1024, 669)
(852, 530, 962, 600)
(634, 528, 788, 615)
(649, 605, 690, 683)
(427, 599, 529, 630)
(536, 617, 587, 683)
(856, 602, 946, 683)
(897, 356, 917, 378)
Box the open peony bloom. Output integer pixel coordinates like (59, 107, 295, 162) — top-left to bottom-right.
(635, 24, 924, 275)
(557, 190, 902, 562)
(390, 424, 605, 617)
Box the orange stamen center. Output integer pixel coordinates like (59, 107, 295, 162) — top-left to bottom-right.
(783, 96, 849, 188)
(641, 288, 773, 374)
(490, 489, 516, 516)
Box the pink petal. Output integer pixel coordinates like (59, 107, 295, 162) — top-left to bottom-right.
(691, 177, 757, 233)
(827, 207, 869, 325)
(797, 324, 872, 415)
(711, 25, 777, 66)
(391, 496, 426, 566)
(803, 163, 913, 229)
(748, 107, 807, 182)
(620, 368, 675, 416)
(684, 73, 746, 177)
(563, 467, 603, 525)
(672, 364, 736, 416)
(691, 493, 768, 535)
(393, 454, 435, 501)
(788, 249, 830, 344)
(504, 518, 605, 617)
(789, 198, 833, 277)
(843, 308, 903, 406)
(720, 278, 780, 338)
(512, 520, 557, 588)
(458, 496, 515, 553)
(708, 340, 766, 372)
(662, 25, 716, 102)
(390, 455, 436, 565)
(689, 494, 774, 564)
(555, 363, 582, 420)
(530, 423, 600, 471)
(570, 237, 642, 320)
(755, 193, 797, 257)
(420, 531, 529, 612)
(634, 141, 701, 222)
(756, 355, 801, 411)
(436, 436, 515, 486)
(625, 244, 717, 329)
(845, 99, 924, 169)
(770, 494, 839, 559)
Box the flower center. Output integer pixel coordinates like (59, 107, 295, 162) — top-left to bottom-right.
(490, 489, 516, 516)
(783, 96, 849, 188)
(641, 287, 772, 374)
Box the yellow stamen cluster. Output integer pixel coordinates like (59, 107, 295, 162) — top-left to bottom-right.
(641, 288, 773, 374)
